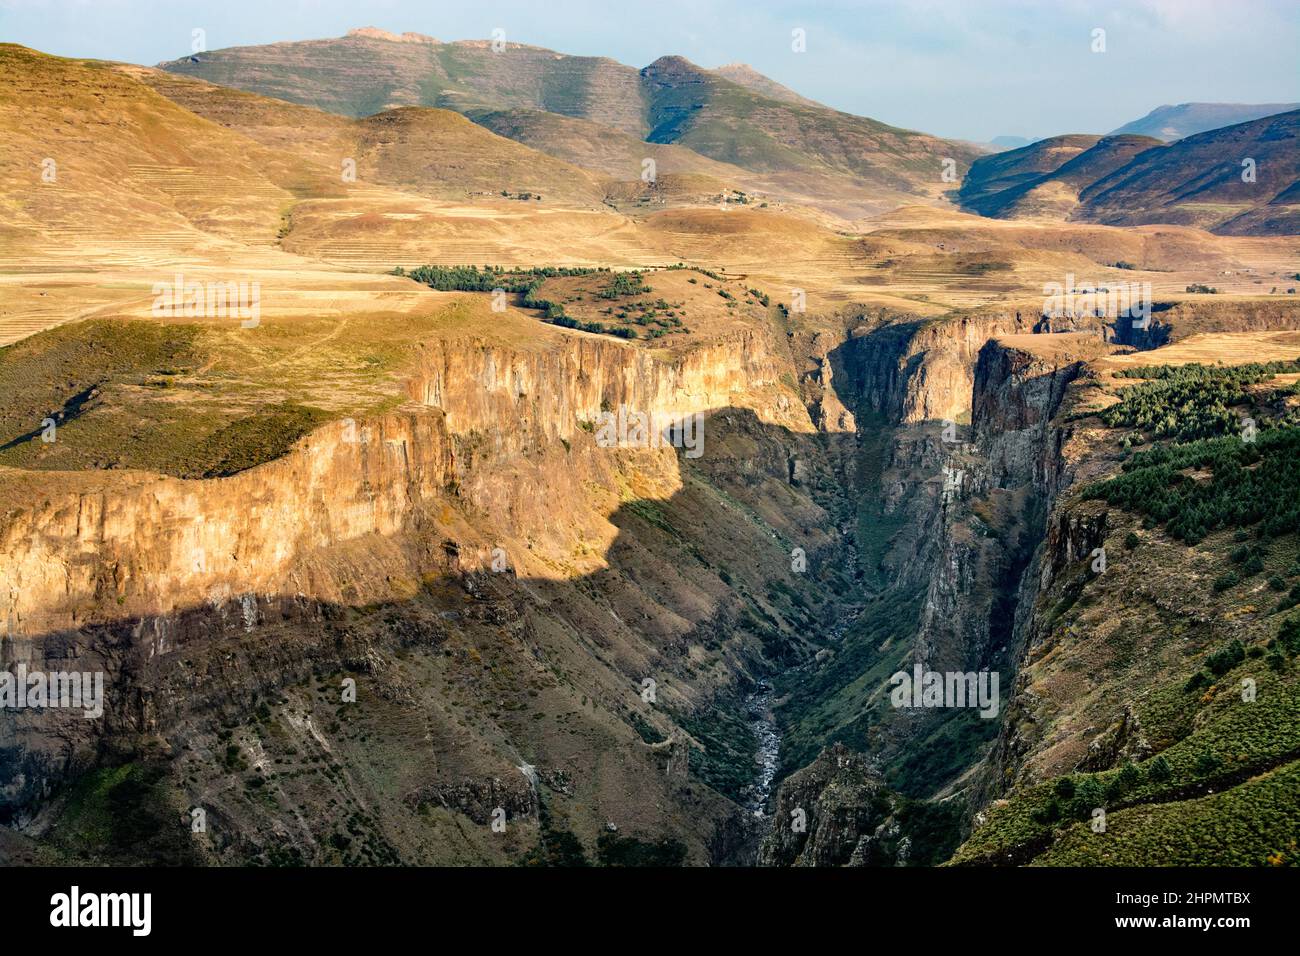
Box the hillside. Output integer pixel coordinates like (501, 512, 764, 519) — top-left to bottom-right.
(158, 29, 981, 219)
(960, 112, 1300, 236)
(1077, 109, 1300, 235)
(0, 43, 344, 258)
(711, 63, 823, 108)
(464, 105, 756, 212)
(639, 55, 978, 211)
(1112, 102, 1300, 142)
(960, 135, 1163, 220)
(127, 67, 611, 207)
(957, 135, 1106, 216)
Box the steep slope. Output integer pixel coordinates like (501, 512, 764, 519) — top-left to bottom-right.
(463, 106, 753, 209)
(1076, 110, 1300, 235)
(957, 135, 1106, 216)
(963, 135, 1164, 220)
(639, 55, 979, 212)
(953, 331, 1300, 865)
(1112, 102, 1300, 142)
(756, 299, 1300, 866)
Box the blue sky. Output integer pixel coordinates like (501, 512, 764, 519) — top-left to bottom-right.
(2, 0, 1297, 141)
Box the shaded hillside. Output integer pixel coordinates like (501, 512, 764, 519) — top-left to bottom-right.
(1077, 109, 1300, 235)
(1112, 102, 1300, 142)
(639, 55, 977, 202)
(960, 112, 1300, 235)
(957, 135, 1104, 216)
(466, 107, 749, 187)
(960, 135, 1163, 220)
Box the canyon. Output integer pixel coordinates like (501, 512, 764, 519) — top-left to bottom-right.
(1, 35, 1298, 868)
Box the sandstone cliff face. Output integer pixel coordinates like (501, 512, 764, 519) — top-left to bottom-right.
(846, 310, 1102, 426)
(1119, 298, 1300, 350)
(2, 413, 453, 639)
(3, 325, 801, 639)
(844, 300, 1300, 430)
(407, 325, 803, 446)
(0, 320, 837, 860)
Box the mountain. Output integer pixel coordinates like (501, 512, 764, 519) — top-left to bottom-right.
(161, 27, 650, 134)
(158, 29, 981, 218)
(1112, 102, 1300, 142)
(631, 54, 978, 215)
(1079, 109, 1300, 235)
(960, 111, 1300, 235)
(959, 134, 1163, 219)
(987, 135, 1033, 151)
(957, 134, 1107, 216)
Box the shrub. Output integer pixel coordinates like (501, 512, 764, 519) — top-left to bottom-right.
(1194, 752, 1222, 776)
(1147, 755, 1172, 783)
(1205, 639, 1246, 676)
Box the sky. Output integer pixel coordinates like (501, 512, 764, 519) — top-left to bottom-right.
(2, 0, 1297, 141)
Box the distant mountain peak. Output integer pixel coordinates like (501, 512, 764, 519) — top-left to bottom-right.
(346, 27, 439, 45)
(642, 54, 706, 75)
(1111, 102, 1299, 142)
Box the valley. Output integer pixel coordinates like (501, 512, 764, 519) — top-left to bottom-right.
(1, 30, 1298, 869)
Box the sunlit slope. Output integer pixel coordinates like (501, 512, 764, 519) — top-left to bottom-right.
(159, 30, 982, 220)
(131, 67, 611, 207)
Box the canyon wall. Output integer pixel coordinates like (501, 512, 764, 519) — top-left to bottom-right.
(0, 317, 847, 863)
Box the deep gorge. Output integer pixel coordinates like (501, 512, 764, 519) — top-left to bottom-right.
(3, 297, 1298, 865)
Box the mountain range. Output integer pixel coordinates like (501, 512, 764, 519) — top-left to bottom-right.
(960, 111, 1300, 235)
(157, 28, 980, 220)
(1111, 101, 1300, 141)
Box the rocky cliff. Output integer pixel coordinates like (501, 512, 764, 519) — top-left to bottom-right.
(0, 317, 848, 863)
